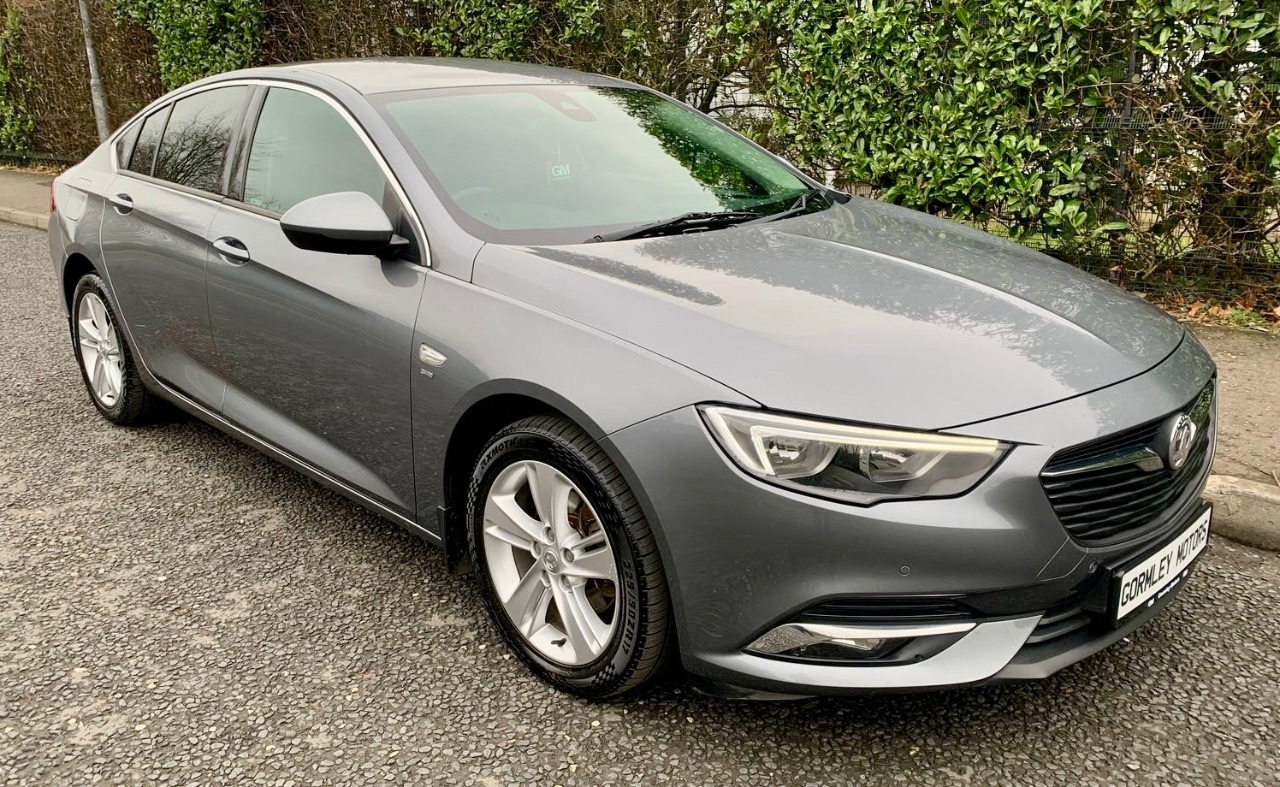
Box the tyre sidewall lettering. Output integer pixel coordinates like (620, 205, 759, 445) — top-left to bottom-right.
(468, 428, 647, 695)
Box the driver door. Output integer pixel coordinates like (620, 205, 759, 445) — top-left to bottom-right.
(205, 85, 426, 516)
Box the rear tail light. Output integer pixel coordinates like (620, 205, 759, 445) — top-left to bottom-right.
(49, 181, 57, 213)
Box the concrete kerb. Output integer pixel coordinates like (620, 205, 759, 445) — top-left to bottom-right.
(0, 208, 48, 231)
(2, 212, 1277, 552)
(1204, 475, 1280, 552)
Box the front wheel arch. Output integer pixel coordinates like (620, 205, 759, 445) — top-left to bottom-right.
(466, 414, 673, 697)
(441, 392, 580, 571)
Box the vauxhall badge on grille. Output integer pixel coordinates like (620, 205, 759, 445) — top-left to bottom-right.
(1161, 413, 1197, 470)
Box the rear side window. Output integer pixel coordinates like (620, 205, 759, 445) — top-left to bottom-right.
(114, 121, 140, 169)
(153, 86, 249, 193)
(242, 87, 386, 214)
(127, 107, 168, 176)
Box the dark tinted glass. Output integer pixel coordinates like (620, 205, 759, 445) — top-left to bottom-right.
(154, 86, 248, 193)
(243, 88, 386, 214)
(127, 108, 168, 176)
(114, 121, 140, 169)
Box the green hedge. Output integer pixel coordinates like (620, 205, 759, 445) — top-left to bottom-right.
(0, 8, 35, 152)
(98, 0, 1278, 257)
(749, 0, 1278, 256)
(351, 0, 1280, 274)
(112, 0, 264, 91)
(15, 0, 1277, 306)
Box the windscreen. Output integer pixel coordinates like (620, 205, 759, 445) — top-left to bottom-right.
(376, 85, 812, 245)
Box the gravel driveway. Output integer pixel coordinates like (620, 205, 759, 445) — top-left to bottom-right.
(3, 224, 1279, 785)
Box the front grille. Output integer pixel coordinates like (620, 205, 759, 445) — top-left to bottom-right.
(1025, 603, 1094, 645)
(1040, 381, 1214, 547)
(796, 597, 972, 624)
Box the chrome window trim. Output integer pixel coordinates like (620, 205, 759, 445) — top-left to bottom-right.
(114, 169, 226, 207)
(107, 77, 431, 268)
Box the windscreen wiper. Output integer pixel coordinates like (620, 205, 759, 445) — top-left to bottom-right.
(586, 210, 761, 243)
(742, 187, 830, 225)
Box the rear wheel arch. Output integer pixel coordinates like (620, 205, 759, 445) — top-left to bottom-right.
(62, 253, 98, 313)
(68, 272, 166, 425)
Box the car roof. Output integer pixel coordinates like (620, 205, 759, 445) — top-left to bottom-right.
(223, 57, 635, 95)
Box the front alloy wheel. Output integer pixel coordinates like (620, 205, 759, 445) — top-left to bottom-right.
(483, 460, 619, 665)
(468, 415, 671, 698)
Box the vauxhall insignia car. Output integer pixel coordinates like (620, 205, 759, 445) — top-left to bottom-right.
(48, 59, 1216, 699)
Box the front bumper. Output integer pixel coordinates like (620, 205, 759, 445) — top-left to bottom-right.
(692, 507, 1206, 697)
(603, 332, 1215, 696)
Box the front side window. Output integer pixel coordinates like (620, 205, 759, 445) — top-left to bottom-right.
(127, 107, 168, 176)
(242, 88, 387, 214)
(376, 85, 815, 244)
(153, 86, 248, 193)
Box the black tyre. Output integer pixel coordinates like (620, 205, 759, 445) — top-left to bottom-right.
(467, 415, 671, 698)
(70, 273, 165, 425)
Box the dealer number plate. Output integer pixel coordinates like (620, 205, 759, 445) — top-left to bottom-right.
(1113, 506, 1211, 622)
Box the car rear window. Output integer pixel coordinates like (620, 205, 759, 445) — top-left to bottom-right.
(126, 107, 168, 176)
(153, 86, 249, 194)
(114, 121, 141, 170)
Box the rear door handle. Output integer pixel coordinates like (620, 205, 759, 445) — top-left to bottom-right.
(107, 193, 133, 214)
(211, 236, 251, 263)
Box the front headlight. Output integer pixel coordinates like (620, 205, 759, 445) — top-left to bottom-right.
(699, 406, 1010, 504)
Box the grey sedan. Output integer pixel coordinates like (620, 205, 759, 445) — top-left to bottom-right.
(48, 58, 1216, 699)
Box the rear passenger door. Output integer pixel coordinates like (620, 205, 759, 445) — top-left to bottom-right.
(205, 85, 427, 516)
(99, 85, 251, 408)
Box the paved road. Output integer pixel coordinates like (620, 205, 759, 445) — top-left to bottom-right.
(2, 224, 1279, 786)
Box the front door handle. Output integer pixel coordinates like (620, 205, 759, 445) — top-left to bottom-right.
(107, 193, 133, 214)
(211, 236, 251, 263)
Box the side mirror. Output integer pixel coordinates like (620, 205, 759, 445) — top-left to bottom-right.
(279, 191, 406, 257)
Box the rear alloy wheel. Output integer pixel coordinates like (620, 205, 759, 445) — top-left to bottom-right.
(70, 273, 164, 425)
(77, 291, 125, 408)
(468, 416, 671, 697)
